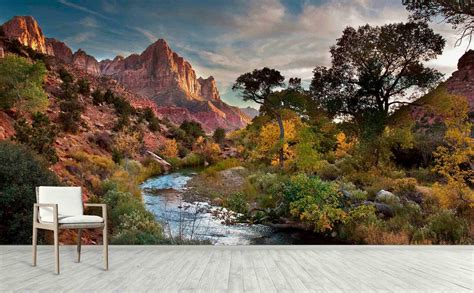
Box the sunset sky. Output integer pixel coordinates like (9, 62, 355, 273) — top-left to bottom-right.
(1, 0, 469, 108)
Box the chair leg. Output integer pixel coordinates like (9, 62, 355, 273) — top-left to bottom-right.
(103, 225, 108, 271)
(54, 228, 59, 274)
(76, 229, 82, 263)
(32, 227, 37, 266)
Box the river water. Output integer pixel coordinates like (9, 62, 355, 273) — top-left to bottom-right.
(142, 170, 339, 245)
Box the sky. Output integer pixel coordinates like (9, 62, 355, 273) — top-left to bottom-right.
(0, 0, 470, 108)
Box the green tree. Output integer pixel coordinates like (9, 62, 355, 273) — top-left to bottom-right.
(14, 112, 58, 163)
(77, 78, 90, 95)
(179, 120, 205, 146)
(0, 55, 48, 112)
(310, 22, 444, 136)
(212, 127, 226, 145)
(0, 141, 60, 244)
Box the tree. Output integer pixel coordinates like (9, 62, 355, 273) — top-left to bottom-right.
(77, 78, 90, 95)
(0, 55, 48, 112)
(403, 0, 474, 47)
(160, 139, 179, 158)
(310, 22, 445, 136)
(234, 68, 304, 167)
(212, 127, 226, 145)
(432, 91, 473, 209)
(179, 120, 205, 146)
(0, 141, 60, 244)
(14, 112, 59, 163)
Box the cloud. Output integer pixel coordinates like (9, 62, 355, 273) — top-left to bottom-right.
(79, 16, 98, 28)
(58, 0, 111, 20)
(134, 27, 158, 43)
(66, 32, 95, 44)
(175, 0, 466, 108)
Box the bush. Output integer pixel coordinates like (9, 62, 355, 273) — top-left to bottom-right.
(283, 174, 345, 232)
(427, 210, 468, 244)
(213, 127, 226, 144)
(102, 183, 165, 244)
(141, 107, 160, 132)
(203, 158, 241, 177)
(77, 78, 90, 95)
(58, 68, 73, 84)
(159, 139, 179, 158)
(59, 98, 84, 133)
(224, 192, 249, 214)
(0, 141, 60, 244)
(14, 112, 59, 163)
(0, 55, 48, 112)
(92, 89, 105, 105)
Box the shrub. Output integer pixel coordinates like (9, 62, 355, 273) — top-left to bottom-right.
(59, 98, 84, 133)
(0, 55, 48, 112)
(142, 107, 160, 132)
(92, 89, 105, 105)
(14, 112, 59, 163)
(159, 139, 179, 158)
(427, 210, 468, 244)
(77, 78, 90, 95)
(102, 183, 165, 244)
(181, 153, 205, 167)
(213, 127, 226, 144)
(283, 174, 345, 232)
(224, 192, 249, 214)
(58, 68, 73, 84)
(0, 141, 60, 244)
(203, 158, 241, 177)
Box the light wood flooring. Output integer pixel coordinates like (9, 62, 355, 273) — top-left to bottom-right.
(0, 245, 472, 292)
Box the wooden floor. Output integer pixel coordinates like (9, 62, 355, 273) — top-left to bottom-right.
(0, 246, 472, 292)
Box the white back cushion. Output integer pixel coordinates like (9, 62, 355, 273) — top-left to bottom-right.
(37, 186, 83, 222)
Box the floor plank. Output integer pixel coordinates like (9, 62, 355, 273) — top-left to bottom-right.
(0, 245, 472, 292)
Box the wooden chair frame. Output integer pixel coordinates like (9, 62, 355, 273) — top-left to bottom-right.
(32, 188, 108, 274)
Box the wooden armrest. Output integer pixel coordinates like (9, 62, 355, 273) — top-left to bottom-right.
(33, 203, 58, 224)
(84, 203, 107, 222)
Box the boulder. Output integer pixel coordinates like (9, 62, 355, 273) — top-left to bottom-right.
(376, 189, 400, 205)
(363, 201, 394, 218)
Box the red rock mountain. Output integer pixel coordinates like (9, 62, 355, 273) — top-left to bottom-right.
(1, 16, 250, 131)
(1, 16, 53, 55)
(445, 50, 474, 112)
(99, 39, 249, 130)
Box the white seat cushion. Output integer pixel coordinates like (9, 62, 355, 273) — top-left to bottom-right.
(41, 215, 103, 224)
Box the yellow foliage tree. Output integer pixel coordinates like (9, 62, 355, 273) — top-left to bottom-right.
(114, 128, 142, 159)
(254, 117, 303, 167)
(334, 132, 356, 159)
(160, 138, 179, 158)
(432, 94, 473, 209)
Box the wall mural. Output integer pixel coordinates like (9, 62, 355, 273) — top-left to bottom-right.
(0, 0, 472, 246)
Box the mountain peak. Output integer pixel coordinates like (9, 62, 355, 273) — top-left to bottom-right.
(1, 15, 53, 55)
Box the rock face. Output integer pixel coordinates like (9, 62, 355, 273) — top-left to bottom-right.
(198, 76, 220, 101)
(1, 16, 53, 55)
(72, 49, 100, 75)
(445, 50, 474, 112)
(46, 38, 72, 63)
(100, 39, 250, 131)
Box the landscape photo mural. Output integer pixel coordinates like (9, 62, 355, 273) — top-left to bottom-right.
(0, 0, 472, 245)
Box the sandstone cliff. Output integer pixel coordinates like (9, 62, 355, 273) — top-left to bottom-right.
(99, 39, 250, 131)
(72, 49, 100, 76)
(445, 50, 474, 112)
(46, 38, 72, 63)
(1, 16, 53, 55)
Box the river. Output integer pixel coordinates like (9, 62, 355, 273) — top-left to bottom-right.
(141, 169, 341, 245)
